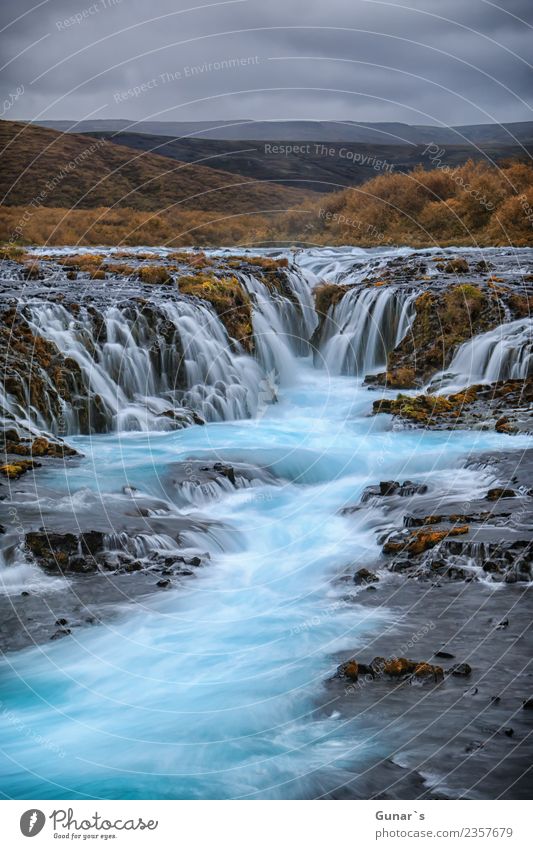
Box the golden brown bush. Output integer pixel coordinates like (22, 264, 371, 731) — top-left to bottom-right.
(1, 160, 532, 248)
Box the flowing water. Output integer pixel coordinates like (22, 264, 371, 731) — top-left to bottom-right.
(0, 246, 531, 799)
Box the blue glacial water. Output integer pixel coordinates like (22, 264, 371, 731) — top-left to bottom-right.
(0, 360, 528, 799)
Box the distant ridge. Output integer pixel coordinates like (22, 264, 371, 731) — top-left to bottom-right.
(33, 119, 533, 146)
(80, 130, 533, 195)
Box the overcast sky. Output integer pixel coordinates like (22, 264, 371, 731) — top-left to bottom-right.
(1, 0, 532, 126)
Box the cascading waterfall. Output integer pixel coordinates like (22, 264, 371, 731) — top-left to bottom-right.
(238, 271, 317, 381)
(1, 247, 532, 801)
(318, 286, 417, 376)
(431, 317, 533, 391)
(8, 269, 316, 435)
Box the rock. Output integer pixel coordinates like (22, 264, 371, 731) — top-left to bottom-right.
(213, 462, 236, 486)
(80, 531, 105, 555)
(444, 258, 469, 274)
(495, 416, 517, 434)
(55, 618, 68, 626)
(50, 628, 71, 640)
(383, 657, 417, 677)
(70, 558, 98, 574)
(157, 579, 171, 588)
(187, 556, 202, 567)
(337, 660, 376, 681)
(0, 460, 39, 479)
(496, 618, 509, 630)
(449, 662, 472, 677)
(399, 480, 428, 496)
(522, 698, 533, 710)
(353, 568, 379, 585)
(383, 525, 469, 556)
(20, 591, 30, 597)
(412, 662, 444, 682)
(25, 530, 104, 573)
(486, 487, 516, 500)
(504, 728, 514, 737)
(435, 650, 455, 659)
(344, 656, 444, 683)
(338, 660, 359, 681)
(380, 480, 400, 496)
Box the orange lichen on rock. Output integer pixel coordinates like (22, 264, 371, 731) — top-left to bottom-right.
(383, 525, 469, 555)
(413, 662, 444, 681)
(383, 657, 417, 676)
(0, 460, 37, 478)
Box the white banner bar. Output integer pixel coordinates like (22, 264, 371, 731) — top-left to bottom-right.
(0, 799, 530, 848)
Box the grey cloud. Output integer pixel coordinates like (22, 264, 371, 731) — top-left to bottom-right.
(1, 0, 532, 125)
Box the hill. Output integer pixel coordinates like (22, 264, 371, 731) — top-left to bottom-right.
(0, 137, 533, 247)
(267, 159, 533, 247)
(81, 130, 533, 194)
(0, 120, 311, 213)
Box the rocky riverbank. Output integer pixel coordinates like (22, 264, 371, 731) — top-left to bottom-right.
(323, 449, 533, 798)
(307, 248, 533, 797)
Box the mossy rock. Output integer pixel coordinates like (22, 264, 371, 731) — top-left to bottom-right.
(178, 273, 254, 352)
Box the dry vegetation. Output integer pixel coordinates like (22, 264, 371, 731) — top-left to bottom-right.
(0, 120, 310, 214)
(0, 206, 273, 247)
(267, 160, 533, 247)
(0, 118, 532, 249)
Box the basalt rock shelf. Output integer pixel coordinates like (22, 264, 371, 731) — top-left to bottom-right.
(0, 245, 532, 800)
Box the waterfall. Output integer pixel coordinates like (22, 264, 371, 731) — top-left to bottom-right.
(1, 266, 318, 436)
(22, 299, 266, 432)
(239, 270, 317, 382)
(431, 317, 533, 391)
(318, 286, 417, 376)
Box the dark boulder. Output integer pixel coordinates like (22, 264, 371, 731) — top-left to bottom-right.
(449, 662, 472, 677)
(353, 568, 379, 585)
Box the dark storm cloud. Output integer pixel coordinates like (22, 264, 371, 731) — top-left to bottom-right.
(1, 0, 532, 125)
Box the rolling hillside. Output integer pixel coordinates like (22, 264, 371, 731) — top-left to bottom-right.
(82, 130, 533, 194)
(0, 120, 311, 213)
